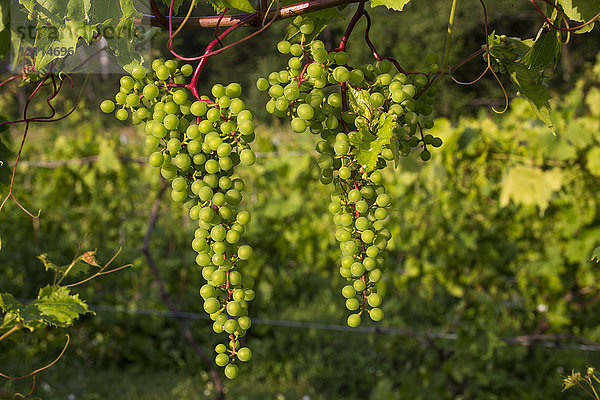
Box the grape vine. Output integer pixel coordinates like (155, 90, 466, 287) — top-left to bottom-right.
(101, 61, 256, 379)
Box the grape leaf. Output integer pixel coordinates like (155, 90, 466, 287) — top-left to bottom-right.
(586, 147, 600, 176)
(34, 285, 92, 327)
(504, 63, 554, 133)
(348, 85, 372, 120)
(285, 9, 343, 44)
(520, 30, 561, 71)
(0, 286, 92, 330)
(590, 246, 600, 262)
(354, 114, 396, 172)
(33, 19, 96, 72)
(558, 0, 599, 32)
(370, 0, 411, 11)
(207, 0, 255, 13)
(158, 0, 183, 13)
(499, 165, 563, 214)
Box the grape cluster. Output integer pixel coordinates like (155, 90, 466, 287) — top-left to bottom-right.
(101, 60, 256, 379)
(258, 17, 442, 326)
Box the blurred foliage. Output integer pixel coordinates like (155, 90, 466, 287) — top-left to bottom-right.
(0, 49, 599, 398)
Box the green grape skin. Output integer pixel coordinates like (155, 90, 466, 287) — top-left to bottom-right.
(237, 347, 252, 362)
(277, 40, 291, 54)
(224, 363, 239, 379)
(347, 314, 361, 327)
(369, 308, 384, 322)
(100, 100, 115, 113)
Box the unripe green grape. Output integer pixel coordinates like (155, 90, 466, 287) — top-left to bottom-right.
(342, 285, 356, 299)
(211, 83, 225, 98)
(277, 40, 291, 54)
(237, 210, 251, 225)
(334, 51, 349, 65)
(369, 269, 382, 282)
(226, 301, 242, 316)
(224, 363, 239, 379)
(347, 314, 361, 327)
(367, 292, 382, 307)
(225, 189, 242, 205)
(204, 297, 221, 313)
(173, 153, 192, 171)
(215, 343, 227, 354)
(350, 262, 365, 277)
(240, 149, 256, 166)
(238, 316, 251, 330)
(420, 149, 431, 161)
(291, 117, 307, 133)
(212, 192, 226, 206)
(289, 43, 303, 56)
(369, 308, 384, 321)
(148, 152, 164, 167)
(171, 176, 187, 192)
(346, 298, 360, 311)
(223, 318, 239, 333)
(206, 107, 221, 122)
(307, 62, 324, 78)
(313, 47, 328, 64)
(115, 108, 128, 121)
(229, 98, 245, 114)
(237, 347, 252, 362)
(100, 100, 115, 113)
(256, 78, 269, 91)
(353, 279, 366, 292)
(334, 140, 349, 156)
(120, 75, 135, 91)
(156, 65, 170, 80)
(238, 245, 252, 260)
(333, 66, 350, 83)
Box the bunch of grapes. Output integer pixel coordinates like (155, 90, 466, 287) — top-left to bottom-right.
(258, 17, 442, 326)
(100, 59, 256, 379)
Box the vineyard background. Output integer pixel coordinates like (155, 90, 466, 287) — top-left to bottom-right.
(1, 0, 600, 398)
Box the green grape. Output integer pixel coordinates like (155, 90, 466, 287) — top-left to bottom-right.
(369, 308, 384, 321)
(100, 100, 115, 113)
(256, 78, 269, 91)
(237, 347, 252, 362)
(224, 364, 239, 379)
(347, 314, 361, 327)
(115, 108, 128, 121)
(240, 149, 256, 166)
(156, 65, 170, 80)
(277, 40, 291, 54)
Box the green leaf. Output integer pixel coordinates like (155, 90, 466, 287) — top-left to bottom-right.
(354, 114, 396, 172)
(89, 0, 142, 25)
(370, 0, 411, 11)
(499, 165, 563, 214)
(558, 0, 599, 32)
(33, 19, 96, 72)
(33, 285, 92, 327)
(37, 253, 60, 272)
(520, 30, 561, 71)
(348, 85, 372, 120)
(586, 147, 600, 176)
(504, 63, 554, 132)
(586, 87, 600, 117)
(285, 10, 343, 44)
(207, 0, 255, 13)
(590, 246, 600, 262)
(100, 17, 144, 72)
(158, 0, 183, 13)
